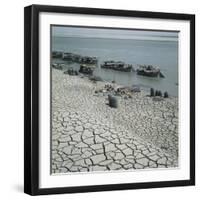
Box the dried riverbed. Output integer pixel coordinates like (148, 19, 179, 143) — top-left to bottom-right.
(51, 68, 178, 173)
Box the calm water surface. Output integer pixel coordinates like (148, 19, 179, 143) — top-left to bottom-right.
(52, 36, 178, 96)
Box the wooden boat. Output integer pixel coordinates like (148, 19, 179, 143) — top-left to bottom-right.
(52, 51, 63, 58)
(80, 56, 98, 64)
(136, 65, 161, 77)
(79, 64, 94, 75)
(101, 61, 132, 72)
(62, 52, 97, 64)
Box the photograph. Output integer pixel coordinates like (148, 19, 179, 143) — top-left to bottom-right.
(24, 4, 195, 195)
(50, 25, 179, 174)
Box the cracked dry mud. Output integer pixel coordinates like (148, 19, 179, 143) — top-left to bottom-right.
(51, 69, 178, 173)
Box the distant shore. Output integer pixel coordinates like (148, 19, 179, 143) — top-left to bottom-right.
(51, 68, 178, 173)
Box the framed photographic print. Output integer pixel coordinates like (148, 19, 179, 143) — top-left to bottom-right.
(24, 4, 195, 195)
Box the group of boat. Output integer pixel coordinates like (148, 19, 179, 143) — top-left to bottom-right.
(52, 51, 97, 64)
(100, 62, 165, 78)
(52, 51, 165, 78)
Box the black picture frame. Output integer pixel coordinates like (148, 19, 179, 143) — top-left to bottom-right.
(24, 4, 195, 196)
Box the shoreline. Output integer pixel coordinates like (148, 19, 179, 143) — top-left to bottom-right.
(51, 68, 178, 173)
(52, 57, 179, 97)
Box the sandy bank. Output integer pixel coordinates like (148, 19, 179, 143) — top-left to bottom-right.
(51, 69, 178, 173)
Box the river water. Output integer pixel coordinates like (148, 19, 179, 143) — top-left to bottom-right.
(52, 36, 178, 96)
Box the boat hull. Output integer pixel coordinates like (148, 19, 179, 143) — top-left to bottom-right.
(137, 70, 160, 77)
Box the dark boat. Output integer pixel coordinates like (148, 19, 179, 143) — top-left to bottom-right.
(101, 61, 132, 72)
(80, 56, 98, 64)
(62, 52, 82, 62)
(52, 51, 63, 58)
(79, 64, 95, 75)
(62, 52, 98, 64)
(136, 65, 161, 77)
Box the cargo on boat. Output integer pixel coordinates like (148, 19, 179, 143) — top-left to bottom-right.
(101, 61, 132, 72)
(136, 65, 164, 78)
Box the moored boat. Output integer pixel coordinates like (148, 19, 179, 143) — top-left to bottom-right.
(62, 52, 98, 64)
(80, 56, 98, 64)
(62, 52, 81, 62)
(136, 65, 162, 77)
(101, 61, 132, 72)
(52, 51, 63, 58)
(79, 64, 95, 75)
